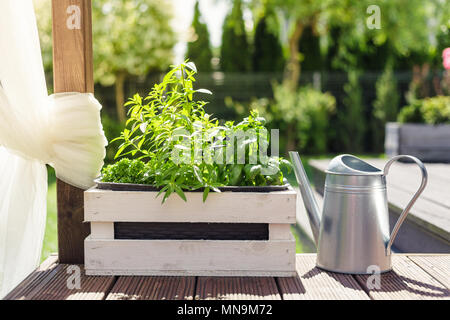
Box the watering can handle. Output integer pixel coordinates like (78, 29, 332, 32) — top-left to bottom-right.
(384, 155, 428, 254)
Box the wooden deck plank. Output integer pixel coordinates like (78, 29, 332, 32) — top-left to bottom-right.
(30, 264, 115, 300)
(106, 276, 195, 300)
(5, 254, 450, 300)
(277, 255, 370, 300)
(408, 255, 450, 289)
(355, 255, 450, 300)
(387, 187, 450, 242)
(4, 255, 59, 300)
(6, 262, 115, 300)
(195, 277, 281, 300)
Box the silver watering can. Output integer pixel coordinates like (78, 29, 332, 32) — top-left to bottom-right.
(289, 152, 428, 274)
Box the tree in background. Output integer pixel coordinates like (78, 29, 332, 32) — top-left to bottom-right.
(298, 26, 322, 72)
(328, 0, 432, 72)
(221, 0, 251, 72)
(252, 9, 284, 72)
(258, 0, 349, 87)
(339, 71, 366, 152)
(372, 64, 399, 151)
(92, 0, 176, 122)
(186, 1, 213, 72)
(34, 0, 176, 123)
(254, 0, 435, 87)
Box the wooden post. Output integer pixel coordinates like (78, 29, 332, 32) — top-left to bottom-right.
(52, 0, 93, 263)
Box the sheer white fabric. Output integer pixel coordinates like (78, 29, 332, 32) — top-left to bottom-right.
(0, 1, 107, 297)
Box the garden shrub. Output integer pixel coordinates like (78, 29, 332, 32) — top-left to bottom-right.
(372, 65, 399, 151)
(252, 13, 284, 72)
(227, 84, 336, 155)
(397, 100, 424, 123)
(338, 71, 366, 153)
(101, 112, 124, 164)
(422, 96, 450, 124)
(398, 96, 450, 124)
(220, 0, 251, 72)
(186, 1, 213, 72)
(291, 86, 336, 154)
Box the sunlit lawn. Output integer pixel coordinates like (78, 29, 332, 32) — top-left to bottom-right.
(41, 167, 57, 262)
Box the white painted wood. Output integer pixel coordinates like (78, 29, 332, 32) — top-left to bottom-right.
(84, 188, 296, 223)
(85, 269, 296, 277)
(269, 224, 293, 240)
(90, 222, 114, 239)
(84, 237, 296, 276)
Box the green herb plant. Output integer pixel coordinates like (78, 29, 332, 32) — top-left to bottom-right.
(101, 61, 290, 202)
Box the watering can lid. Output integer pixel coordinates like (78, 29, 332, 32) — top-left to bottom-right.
(326, 154, 383, 175)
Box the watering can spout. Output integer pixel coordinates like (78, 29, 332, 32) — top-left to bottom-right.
(289, 151, 321, 246)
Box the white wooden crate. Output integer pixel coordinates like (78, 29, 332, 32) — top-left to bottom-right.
(84, 187, 297, 276)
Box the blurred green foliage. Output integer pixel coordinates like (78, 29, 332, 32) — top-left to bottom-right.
(34, 0, 176, 122)
(91, 0, 175, 85)
(372, 64, 400, 151)
(221, 0, 251, 72)
(101, 112, 124, 164)
(339, 71, 366, 153)
(186, 1, 213, 72)
(398, 96, 450, 125)
(299, 26, 322, 72)
(33, 0, 449, 156)
(227, 84, 336, 155)
(252, 10, 284, 72)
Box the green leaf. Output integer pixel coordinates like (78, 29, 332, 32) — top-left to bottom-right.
(196, 88, 212, 95)
(185, 61, 197, 73)
(114, 144, 127, 159)
(202, 187, 209, 202)
(174, 185, 187, 202)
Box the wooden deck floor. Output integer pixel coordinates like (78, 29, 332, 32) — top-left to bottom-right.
(4, 254, 449, 300)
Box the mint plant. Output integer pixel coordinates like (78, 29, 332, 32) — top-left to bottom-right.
(101, 61, 290, 202)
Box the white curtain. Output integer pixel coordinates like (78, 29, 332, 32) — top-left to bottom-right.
(0, 1, 107, 297)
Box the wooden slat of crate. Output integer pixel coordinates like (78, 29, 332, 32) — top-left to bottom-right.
(84, 188, 296, 223)
(408, 255, 450, 289)
(106, 276, 195, 300)
(85, 237, 296, 276)
(355, 255, 450, 300)
(195, 277, 281, 300)
(4, 254, 59, 300)
(90, 222, 114, 239)
(277, 254, 369, 300)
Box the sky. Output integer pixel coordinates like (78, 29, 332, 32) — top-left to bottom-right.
(170, 0, 253, 64)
